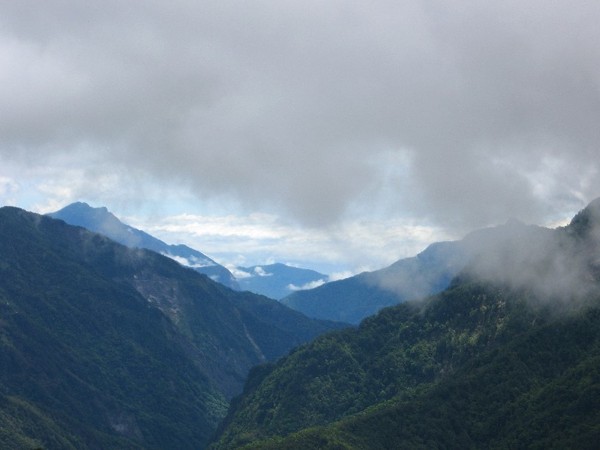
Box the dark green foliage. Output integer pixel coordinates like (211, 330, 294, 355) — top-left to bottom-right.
(108, 248, 347, 399)
(322, 306, 600, 450)
(0, 207, 226, 448)
(0, 395, 80, 449)
(213, 195, 600, 448)
(213, 281, 536, 448)
(0, 207, 345, 448)
(215, 283, 600, 449)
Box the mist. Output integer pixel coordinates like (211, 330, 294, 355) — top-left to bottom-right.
(362, 199, 600, 313)
(461, 221, 596, 304)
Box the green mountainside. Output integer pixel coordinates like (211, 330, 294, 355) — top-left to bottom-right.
(4, 200, 600, 448)
(0, 207, 345, 449)
(234, 310, 600, 449)
(212, 200, 600, 449)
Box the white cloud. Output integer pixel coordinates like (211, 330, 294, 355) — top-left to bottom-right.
(0, 0, 597, 274)
(0, 0, 597, 234)
(328, 271, 356, 282)
(287, 279, 327, 292)
(229, 267, 252, 279)
(127, 212, 451, 275)
(253, 266, 272, 277)
(162, 253, 214, 269)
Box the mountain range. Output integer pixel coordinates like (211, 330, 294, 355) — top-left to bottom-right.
(4, 198, 600, 448)
(48, 202, 240, 289)
(0, 207, 345, 449)
(211, 199, 600, 449)
(236, 263, 328, 300)
(281, 219, 551, 324)
(48, 202, 329, 299)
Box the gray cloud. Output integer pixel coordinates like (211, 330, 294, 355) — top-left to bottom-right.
(1, 0, 599, 229)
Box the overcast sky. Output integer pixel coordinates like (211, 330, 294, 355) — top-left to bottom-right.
(1, 1, 599, 274)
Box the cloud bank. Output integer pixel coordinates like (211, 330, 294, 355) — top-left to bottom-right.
(1, 0, 599, 231)
(132, 212, 443, 274)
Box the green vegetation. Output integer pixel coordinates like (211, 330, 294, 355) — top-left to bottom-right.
(0, 207, 227, 448)
(211, 198, 600, 449)
(5, 200, 600, 448)
(214, 280, 600, 449)
(0, 207, 344, 448)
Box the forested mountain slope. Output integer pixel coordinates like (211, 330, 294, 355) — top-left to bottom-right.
(0, 207, 345, 449)
(212, 199, 600, 449)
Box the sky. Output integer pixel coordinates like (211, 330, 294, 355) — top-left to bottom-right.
(1, 1, 599, 275)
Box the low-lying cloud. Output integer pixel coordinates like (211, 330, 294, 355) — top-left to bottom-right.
(253, 266, 272, 277)
(356, 200, 600, 312)
(287, 279, 327, 292)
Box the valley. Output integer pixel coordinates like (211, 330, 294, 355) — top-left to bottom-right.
(1, 200, 600, 448)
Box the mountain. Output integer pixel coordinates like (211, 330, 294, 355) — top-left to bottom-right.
(0, 207, 346, 449)
(235, 263, 328, 300)
(211, 200, 600, 449)
(281, 219, 548, 324)
(48, 202, 239, 289)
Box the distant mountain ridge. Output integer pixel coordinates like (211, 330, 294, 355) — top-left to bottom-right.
(48, 202, 239, 289)
(236, 263, 328, 300)
(282, 219, 548, 323)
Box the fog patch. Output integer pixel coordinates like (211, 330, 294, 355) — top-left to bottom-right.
(163, 253, 215, 269)
(287, 279, 327, 292)
(253, 266, 272, 277)
(363, 200, 600, 308)
(462, 200, 600, 304)
(362, 240, 469, 303)
(230, 267, 252, 279)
